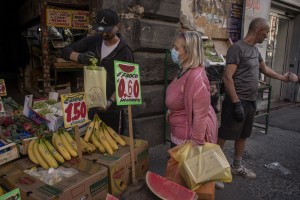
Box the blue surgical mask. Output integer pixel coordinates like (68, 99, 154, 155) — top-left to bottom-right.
(171, 48, 180, 64)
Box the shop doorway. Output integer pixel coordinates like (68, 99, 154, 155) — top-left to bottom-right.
(265, 12, 290, 102)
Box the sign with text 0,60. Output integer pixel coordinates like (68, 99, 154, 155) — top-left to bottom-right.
(114, 61, 142, 106)
(61, 92, 89, 128)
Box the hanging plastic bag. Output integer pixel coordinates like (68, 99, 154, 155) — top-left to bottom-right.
(168, 141, 232, 190)
(84, 58, 107, 109)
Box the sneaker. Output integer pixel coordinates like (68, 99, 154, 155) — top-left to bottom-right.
(215, 181, 224, 190)
(231, 164, 256, 179)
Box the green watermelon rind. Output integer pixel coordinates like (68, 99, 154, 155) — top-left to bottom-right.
(146, 171, 198, 200)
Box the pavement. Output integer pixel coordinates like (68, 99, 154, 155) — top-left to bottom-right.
(148, 106, 300, 200)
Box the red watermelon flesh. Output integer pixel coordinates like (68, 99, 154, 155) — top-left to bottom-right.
(106, 193, 119, 200)
(146, 171, 198, 200)
(119, 64, 135, 73)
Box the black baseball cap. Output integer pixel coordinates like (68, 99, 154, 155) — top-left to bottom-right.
(93, 9, 119, 33)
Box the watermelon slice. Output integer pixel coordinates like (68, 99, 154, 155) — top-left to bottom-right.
(119, 64, 135, 73)
(146, 171, 198, 200)
(106, 193, 119, 200)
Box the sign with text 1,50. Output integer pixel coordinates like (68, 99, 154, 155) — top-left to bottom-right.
(61, 92, 89, 128)
(0, 79, 7, 96)
(114, 61, 142, 106)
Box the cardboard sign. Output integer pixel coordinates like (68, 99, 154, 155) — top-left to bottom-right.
(0, 79, 7, 96)
(0, 188, 21, 200)
(114, 61, 142, 106)
(46, 9, 72, 28)
(72, 10, 89, 29)
(46, 9, 89, 29)
(61, 92, 89, 128)
(0, 97, 5, 117)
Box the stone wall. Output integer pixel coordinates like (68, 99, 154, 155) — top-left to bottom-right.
(93, 0, 181, 146)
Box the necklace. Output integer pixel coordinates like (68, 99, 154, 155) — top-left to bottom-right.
(177, 67, 190, 79)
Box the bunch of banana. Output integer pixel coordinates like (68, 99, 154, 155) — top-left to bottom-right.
(52, 129, 78, 160)
(28, 138, 58, 169)
(80, 137, 96, 153)
(84, 114, 127, 155)
(27, 129, 79, 169)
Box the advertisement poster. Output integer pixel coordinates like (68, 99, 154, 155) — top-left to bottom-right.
(114, 61, 142, 106)
(46, 9, 89, 29)
(227, 2, 243, 43)
(242, 0, 272, 60)
(61, 92, 89, 128)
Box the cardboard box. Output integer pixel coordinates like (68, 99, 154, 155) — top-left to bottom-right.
(0, 158, 108, 200)
(23, 94, 64, 132)
(212, 37, 233, 58)
(83, 138, 149, 197)
(0, 140, 19, 166)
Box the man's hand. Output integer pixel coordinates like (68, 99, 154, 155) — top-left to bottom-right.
(287, 72, 299, 83)
(78, 51, 95, 64)
(233, 101, 244, 122)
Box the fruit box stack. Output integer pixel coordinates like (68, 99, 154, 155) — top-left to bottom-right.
(23, 92, 64, 132)
(0, 157, 108, 200)
(83, 137, 149, 197)
(0, 139, 19, 165)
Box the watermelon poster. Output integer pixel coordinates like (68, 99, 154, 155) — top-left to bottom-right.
(114, 61, 142, 106)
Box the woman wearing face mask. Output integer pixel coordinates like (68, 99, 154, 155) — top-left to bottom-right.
(165, 31, 218, 147)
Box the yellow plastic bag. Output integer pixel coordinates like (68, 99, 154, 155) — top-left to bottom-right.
(173, 141, 232, 190)
(84, 59, 107, 109)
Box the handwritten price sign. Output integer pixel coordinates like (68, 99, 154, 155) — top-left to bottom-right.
(0, 79, 7, 96)
(61, 92, 88, 128)
(114, 61, 142, 106)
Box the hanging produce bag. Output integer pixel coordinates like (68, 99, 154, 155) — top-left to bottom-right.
(84, 58, 107, 109)
(168, 141, 232, 190)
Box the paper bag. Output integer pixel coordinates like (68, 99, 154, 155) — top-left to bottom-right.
(84, 66, 107, 109)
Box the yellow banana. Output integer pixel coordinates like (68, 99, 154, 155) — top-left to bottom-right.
(86, 142, 96, 152)
(52, 132, 58, 149)
(59, 130, 78, 157)
(102, 124, 118, 150)
(91, 131, 106, 153)
(28, 139, 39, 165)
(53, 132, 71, 160)
(43, 138, 64, 164)
(94, 115, 100, 131)
(79, 138, 88, 153)
(96, 128, 114, 155)
(104, 124, 127, 146)
(38, 139, 58, 168)
(84, 119, 95, 142)
(62, 130, 77, 151)
(33, 141, 49, 169)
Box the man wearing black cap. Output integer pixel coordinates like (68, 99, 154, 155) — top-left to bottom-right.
(61, 9, 133, 134)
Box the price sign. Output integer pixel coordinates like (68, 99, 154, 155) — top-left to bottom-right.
(61, 92, 88, 128)
(0, 79, 7, 96)
(0, 97, 6, 117)
(114, 61, 142, 106)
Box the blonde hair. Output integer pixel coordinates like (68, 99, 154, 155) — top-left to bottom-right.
(179, 31, 204, 68)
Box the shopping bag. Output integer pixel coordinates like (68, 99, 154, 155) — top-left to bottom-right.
(84, 65, 107, 109)
(169, 141, 232, 190)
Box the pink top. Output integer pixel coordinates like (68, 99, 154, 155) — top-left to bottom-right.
(165, 66, 218, 145)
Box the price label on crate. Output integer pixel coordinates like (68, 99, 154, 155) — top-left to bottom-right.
(0, 79, 7, 96)
(61, 92, 88, 128)
(0, 97, 6, 117)
(114, 61, 142, 106)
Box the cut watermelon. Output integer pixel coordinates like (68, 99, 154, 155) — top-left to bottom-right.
(146, 171, 198, 200)
(106, 193, 119, 200)
(119, 64, 135, 73)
